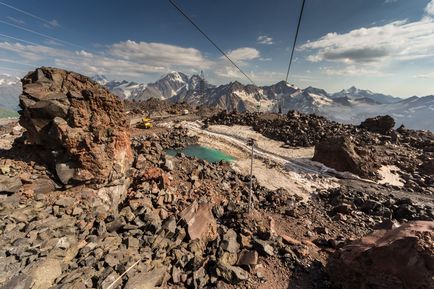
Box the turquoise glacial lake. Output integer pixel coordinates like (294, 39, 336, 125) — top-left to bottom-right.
(165, 145, 235, 163)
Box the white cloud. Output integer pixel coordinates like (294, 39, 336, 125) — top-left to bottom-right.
(0, 41, 202, 78)
(319, 66, 388, 77)
(257, 35, 274, 45)
(213, 65, 244, 79)
(210, 47, 260, 82)
(0, 40, 262, 83)
(301, 18, 434, 66)
(75, 50, 93, 57)
(302, 1, 434, 73)
(109, 40, 212, 68)
(225, 47, 260, 62)
(385, 0, 398, 3)
(426, 0, 434, 16)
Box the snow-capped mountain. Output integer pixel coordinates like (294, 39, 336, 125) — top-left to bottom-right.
(331, 86, 401, 104)
(275, 87, 334, 115)
(92, 74, 109, 86)
(0, 73, 21, 111)
(91, 76, 147, 99)
(2, 69, 431, 131)
(95, 72, 433, 131)
(136, 72, 190, 100)
(108, 80, 146, 99)
(276, 86, 434, 131)
(384, 95, 434, 131)
(262, 81, 299, 100)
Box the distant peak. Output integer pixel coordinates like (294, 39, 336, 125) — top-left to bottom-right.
(91, 74, 109, 85)
(167, 71, 180, 76)
(167, 71, 187, 77)
(228, 81, 245, 89)
(93, 74, 107, 79)
(347, 86, 358, 92)
(160, 71, 189, 83)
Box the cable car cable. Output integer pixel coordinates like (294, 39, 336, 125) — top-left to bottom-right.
(168, 0, 256, 86)
(285, 0, 306, 83)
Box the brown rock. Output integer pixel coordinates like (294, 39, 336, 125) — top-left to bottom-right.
(420, 159, 434, 175)
(180, 201, 218, 242)
(312, 136, 365, 177)
(31, 178, 56, 194)
(124, 267, 167, 289)
(237, 250, 258, 266)
(279, 234, 302, 246)
(327, 221, 434, 289)
(360, 115, 395, 134)
(19, 67, 133, 186)
(27, 258, 62, 289)
(0, 175, 22, 193)
(0, 274, 33, 289)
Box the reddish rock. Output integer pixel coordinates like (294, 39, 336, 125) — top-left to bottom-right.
(327, 221, 434, 289)
(143, 167, 164, 180)
(19, 67, 133, 187)
(142, 167, 171, 189)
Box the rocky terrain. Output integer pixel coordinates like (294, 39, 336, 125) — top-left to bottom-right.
(207, 111, 434, 195)
(0, 67, 433, 289)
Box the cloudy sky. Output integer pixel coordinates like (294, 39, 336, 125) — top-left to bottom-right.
(0, 0, 434, 97)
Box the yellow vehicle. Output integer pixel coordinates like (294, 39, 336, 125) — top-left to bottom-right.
(136, 117, 153, 129)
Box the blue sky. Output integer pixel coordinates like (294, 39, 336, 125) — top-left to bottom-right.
(0, 0, 434, 97)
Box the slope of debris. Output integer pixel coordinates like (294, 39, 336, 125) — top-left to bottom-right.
(1, 122, 433, 289)
(207, 110, 434, 195)
(206, 110, 359, 147)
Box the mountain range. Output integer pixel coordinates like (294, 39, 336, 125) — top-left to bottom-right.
(0, 71, 432, 130)
(0, 74, 21, 117)
(0, 74, 21, 110)
(92, 72, 434, 131)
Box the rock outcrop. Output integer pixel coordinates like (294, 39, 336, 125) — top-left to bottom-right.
(360, 115, 395, 135)
(327, 221, 434, 289)
(312, 136, 367, 177)
(18, 67, 133, 206)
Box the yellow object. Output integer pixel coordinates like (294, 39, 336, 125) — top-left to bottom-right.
(137, 117, 153, 129)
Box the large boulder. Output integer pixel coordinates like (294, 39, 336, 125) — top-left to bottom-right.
(19, 67, 133, 206)
(312, 136, 367, 177)
(360, 115, 395, 135)
(420, 158, 434, 176)
(327, 221, 434, 289)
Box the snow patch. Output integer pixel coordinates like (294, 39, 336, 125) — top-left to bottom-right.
(378, 165, 404, 187)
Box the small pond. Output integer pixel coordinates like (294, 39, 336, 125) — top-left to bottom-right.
(165, 144, 235, 163)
